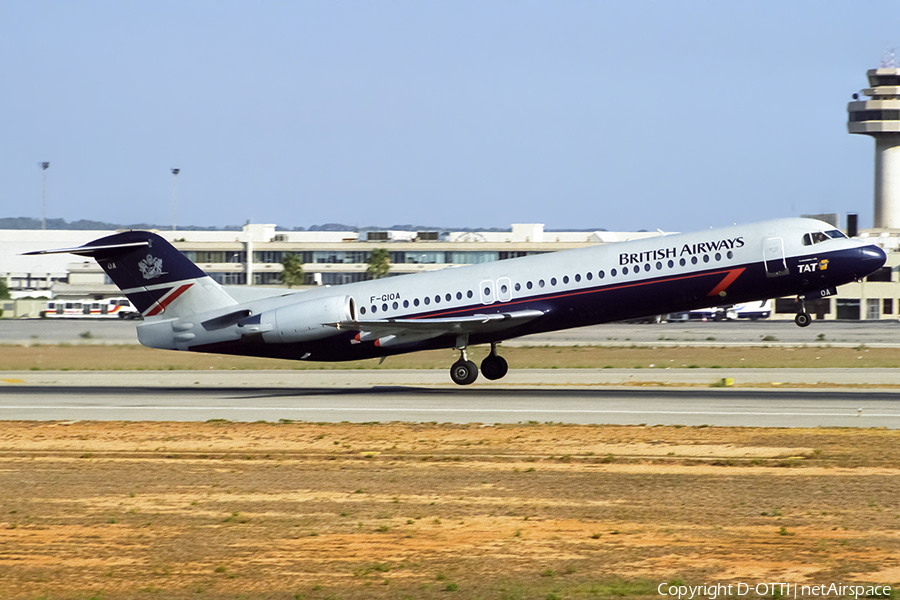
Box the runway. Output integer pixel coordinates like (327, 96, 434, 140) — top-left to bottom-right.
(2, 369, 899, 427)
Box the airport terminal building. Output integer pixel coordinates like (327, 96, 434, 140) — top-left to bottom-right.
(2, 219, 900, 322)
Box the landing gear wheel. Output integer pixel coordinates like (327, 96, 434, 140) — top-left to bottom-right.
(450, 359, 479, 385)
(481, 354, 509, 380)
(795, 311, 812, 327)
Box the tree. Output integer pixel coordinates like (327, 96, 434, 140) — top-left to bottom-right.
(279, 253, 304, 288)
(0, 277, 9, 300)
(367, 248, 391, 280)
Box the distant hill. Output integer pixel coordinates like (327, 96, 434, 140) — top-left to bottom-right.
(0, 217, 241, 231)
(0, 217, 606, 233)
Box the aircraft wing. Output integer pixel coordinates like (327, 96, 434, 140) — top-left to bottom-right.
(332, 309, 546, 348)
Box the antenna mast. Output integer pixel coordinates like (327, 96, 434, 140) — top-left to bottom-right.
(171, 168, 180, 232)
(39, 162, 50, 230)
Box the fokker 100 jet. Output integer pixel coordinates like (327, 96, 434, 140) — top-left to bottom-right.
(26, 218, 886, 385)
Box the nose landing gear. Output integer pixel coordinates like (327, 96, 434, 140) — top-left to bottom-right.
(794, 298, 812, 327)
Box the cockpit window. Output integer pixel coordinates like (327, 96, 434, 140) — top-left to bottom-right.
(802, 229, 846, 246)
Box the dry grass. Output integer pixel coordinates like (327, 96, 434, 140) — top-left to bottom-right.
(1, 421, 900, 599)
(3, 343, 900, 371)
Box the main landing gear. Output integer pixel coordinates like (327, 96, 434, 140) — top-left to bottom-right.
(449, 340, 509, 385)
(481, 343, 509, 381)
(450, 350, 479, 385)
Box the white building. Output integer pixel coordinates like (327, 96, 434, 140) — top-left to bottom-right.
(1, 223, 663, 297)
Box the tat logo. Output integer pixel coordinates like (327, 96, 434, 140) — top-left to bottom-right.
(798, 259, 829, 274)
(138, 254, 166, 280)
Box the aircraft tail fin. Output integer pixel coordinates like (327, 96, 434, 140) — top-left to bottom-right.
(25, 231, 237, 318)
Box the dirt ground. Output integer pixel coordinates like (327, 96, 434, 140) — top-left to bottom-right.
(1, 422, 899, 599)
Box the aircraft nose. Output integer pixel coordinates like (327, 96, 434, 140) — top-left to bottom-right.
(855, 244, 887, 278)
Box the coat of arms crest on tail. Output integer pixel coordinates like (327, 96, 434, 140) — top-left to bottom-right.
(138, 254, 166, 280)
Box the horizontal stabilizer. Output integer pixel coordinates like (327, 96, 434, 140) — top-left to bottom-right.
(22, 241, 149, 257)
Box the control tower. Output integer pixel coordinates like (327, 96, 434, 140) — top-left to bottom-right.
(848, 67, 900, 228)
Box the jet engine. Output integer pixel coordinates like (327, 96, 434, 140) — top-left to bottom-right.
(241, 295, 356, 344)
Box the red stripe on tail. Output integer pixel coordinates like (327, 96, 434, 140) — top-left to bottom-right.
(144, 283, 193, 317)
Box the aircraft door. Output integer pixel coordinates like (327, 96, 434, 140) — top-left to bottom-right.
(479, 280, 495, 305)
(763, 237, 788, 277)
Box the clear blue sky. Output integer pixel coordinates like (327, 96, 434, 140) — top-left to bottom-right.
(3, 1, 900, 232)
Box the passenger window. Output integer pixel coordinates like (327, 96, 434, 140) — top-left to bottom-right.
(445, 293, 452, 302)
(392, 301, 398, 310)
(456, 292, 462, 300)
(424, 297, 430, 305)
(563, 275, 569, 284)
(691, 257, 698, 265)
(587, 272, 593, 280)
(539, 279, 545, 288)
(680, 258, 686, 267)
(550, 277, 557, 286)
(360, 306, 367, 315)
(527, 281, 533, 289)
(467, 290, 474, 299)
(403, 300, 409, 308)
(657, 262, 663, 270)
(623, 267, 629, 275)
(414, 298, 420, 307)
(515, 283, 521, 291)
(574, 274, 581, 282)
(434, 295, 441, 303)
(610, 269, 617, 277)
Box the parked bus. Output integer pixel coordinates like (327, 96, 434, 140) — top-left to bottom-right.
(44, 297, 140, 319)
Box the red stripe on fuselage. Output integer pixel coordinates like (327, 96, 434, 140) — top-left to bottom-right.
(707, 268, 745, 297)
(405, 266, 748, 320)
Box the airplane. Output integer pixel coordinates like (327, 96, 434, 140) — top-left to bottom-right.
(25, 217, 886, 385)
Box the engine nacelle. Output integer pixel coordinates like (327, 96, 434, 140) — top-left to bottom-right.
(258, 295, 356, 344)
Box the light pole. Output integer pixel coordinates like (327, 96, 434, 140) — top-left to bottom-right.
(171, 168, 180, 232)
(39, 162, 49, 230)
